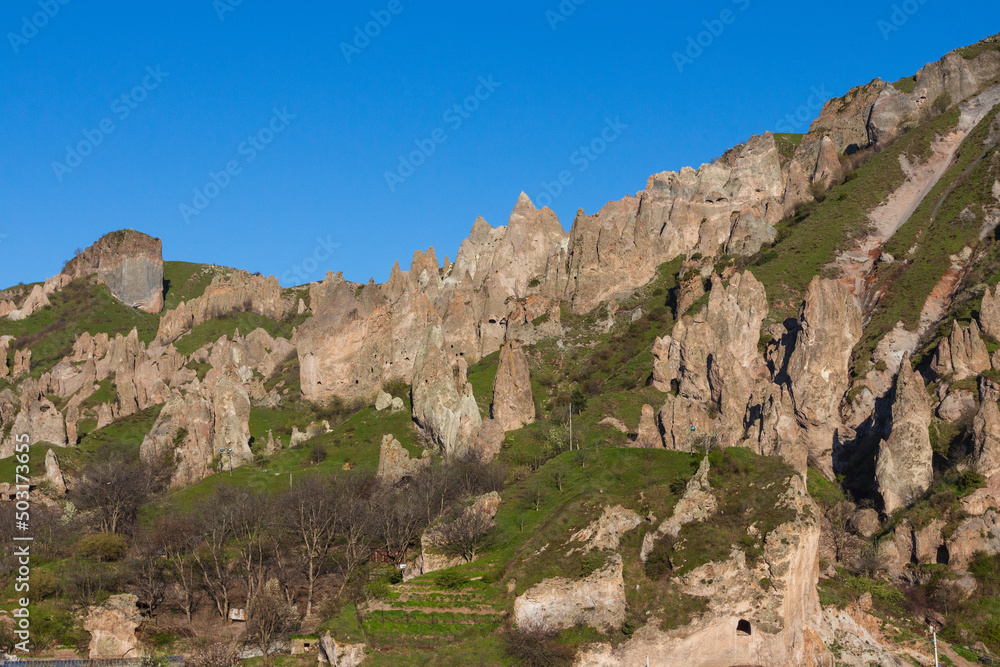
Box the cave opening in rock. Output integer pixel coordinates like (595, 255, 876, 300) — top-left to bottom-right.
(736, 619, 752, 636)
(936, 544, 950, 565)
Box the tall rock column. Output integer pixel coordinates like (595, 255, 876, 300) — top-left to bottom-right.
(786, 277, 862, 478)
(875, 355, 934, 514)
(411, 322, 482, 457)
(491, 341, 535, 431)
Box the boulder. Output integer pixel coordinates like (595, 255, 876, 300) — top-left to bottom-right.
(876, 356, 934, 514)
(850, 509, 881, 539)
(82, 594, 143, 658)
(514, 553, 626, 633)
(375, 390, 393, 411)
(938, 390, 977, 422)
(491, 341, 535, 431)
(408, 492, 501, 579)
(62, 230, 164, 313)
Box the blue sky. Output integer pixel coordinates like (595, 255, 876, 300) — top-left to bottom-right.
(1, 1, 997, 289)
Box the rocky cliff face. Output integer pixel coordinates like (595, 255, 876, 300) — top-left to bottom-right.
(577, 475, 822, 667)
(875, 356, 934, 514)
(410, 322, 482, 457)
(492, 341, 535, 431)
(63, 230, 164, 313)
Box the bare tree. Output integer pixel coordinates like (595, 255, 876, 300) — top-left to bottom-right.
(127, 543, 168, 615)
(191, 492, 237, 619)
(332, 475, 377, 595)
(73, 458, 152, 535)
(244, 581, 299, 667)
(370, 484, 425, 566)
(187, 640, 239, 667)
(826, 501, 861, 564)
(281, 475, 338, 617)
(154, 514, 201, 623)
(223, 486, 276, 608)
(437, 509, 495, 563)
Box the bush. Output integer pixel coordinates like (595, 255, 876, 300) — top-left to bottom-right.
(78, 532, 128, 562)
(433, 570, 469, 589)
(309, 441, 328, 464)
(500, 623, 575, 667)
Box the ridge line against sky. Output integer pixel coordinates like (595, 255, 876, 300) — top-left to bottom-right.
(1, 1, 998, 289)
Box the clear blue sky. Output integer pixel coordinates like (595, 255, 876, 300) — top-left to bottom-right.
(1, 1, 997, 289)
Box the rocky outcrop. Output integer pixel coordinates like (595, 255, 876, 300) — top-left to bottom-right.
(318, 633, 366, 666)
(971, 398, 1000, 478)
(295, 277, 391, 403)
(980, 283, 1000, 341)
(579, 475, 822, 667)
(157, 269, 287, 344)
(514, 553, 625, 633)
(44, 448, 66, 496)
(641, 457, 717, 561)
(407, 492, 501, 580)
(634, 404, 662, 448)
(786, 278, 863, 478)
(376, 434, 429, 484)
(82, 594, 143, 658)
(491, 341, 535, 431)
(569, 505, 642, 555)
(0, 394, 68, 457)
(930, 320, 990, 380)
(140, 394, 214, 487)
(875, 356, 934, 514)
(411, 323, 482, 457)
(654, 272, 769, 450)
(62, 230, 164, 313)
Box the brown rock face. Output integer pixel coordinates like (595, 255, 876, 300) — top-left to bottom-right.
(411, 323, 482, 457)
(295, 277, 391, 403)
(580, 475, 822, 667)
(376, 434, 429, 484)
(980, 284, 1000, 341)
(930, 320, 991, 380)
(971, 398, 1000, 479)
(654, 272, 768, 450)
(634, 404, 662, 448)
(514, 553, 626, 633)
(140, 394, 214, 487)
(875, 356, 934, 514)
(82, 594, 143, 658)
(63, 230, 164, 313)
(786, 278, 863, 477)
(491, 341, 535, 431)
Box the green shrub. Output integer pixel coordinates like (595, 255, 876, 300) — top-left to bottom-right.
(434, 570, 469, 589)
(78, 532, 128, 562)
(309, 441, 328, 464)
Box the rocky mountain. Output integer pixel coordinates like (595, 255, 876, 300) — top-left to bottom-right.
(2, 32, 1000, 667)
